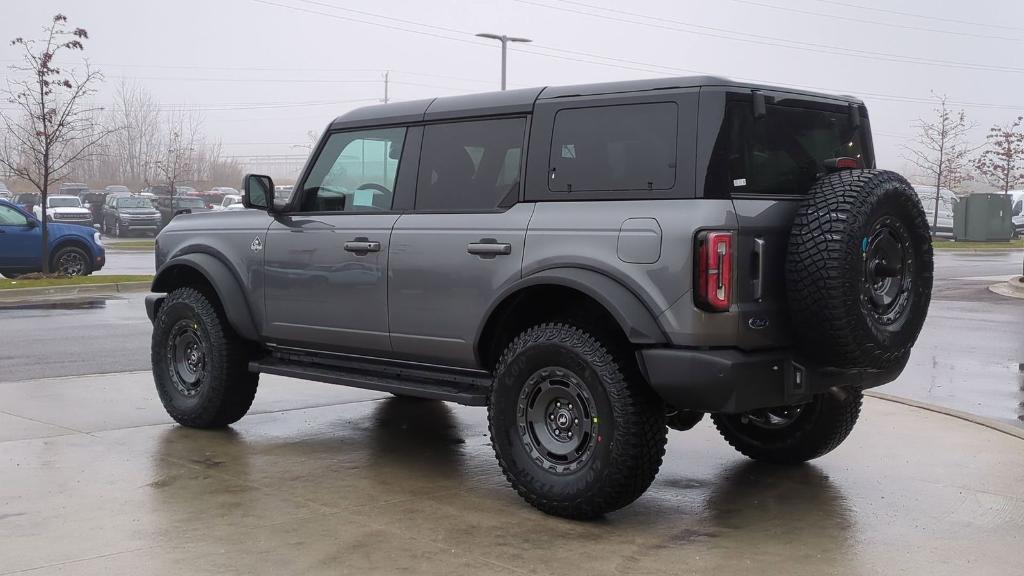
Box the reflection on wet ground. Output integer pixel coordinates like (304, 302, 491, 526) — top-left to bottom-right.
(2, 375, 1022, 575)
(0, 296, 110, 311)
(886, 289, 1024, 426)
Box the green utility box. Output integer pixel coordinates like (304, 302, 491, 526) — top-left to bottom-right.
(953, 193, 1013, 242)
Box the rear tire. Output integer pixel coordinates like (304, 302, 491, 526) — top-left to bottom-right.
(152, 287, 258, 428)
(488, 322, 666, 519)
(711, 390, 862, 464)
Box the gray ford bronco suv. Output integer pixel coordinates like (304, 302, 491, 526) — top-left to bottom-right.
(147, 76, 933, 519)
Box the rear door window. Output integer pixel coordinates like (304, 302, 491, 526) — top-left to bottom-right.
(548, 102, 678, 193)
(707, 101, 869, 196)
(415, 117, 525, 212)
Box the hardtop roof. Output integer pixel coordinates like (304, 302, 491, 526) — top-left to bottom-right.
(329, 75, 863, 129)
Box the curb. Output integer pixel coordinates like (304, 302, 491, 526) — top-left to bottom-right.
(989, 276, 1024, 299)
(0, 281, 151, 302)
(865, 390, 1024, 441)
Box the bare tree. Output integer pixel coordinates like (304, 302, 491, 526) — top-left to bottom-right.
(0, 14, 108, 273)
(903, 94, 975, 230)
(108, 81, 162, 187)
(153, 124, 197, 195)
(974, 116, 1024, 194)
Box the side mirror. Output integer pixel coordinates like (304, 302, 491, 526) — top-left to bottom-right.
(26, 217, 38, 228)
(243, 174, 274, 212)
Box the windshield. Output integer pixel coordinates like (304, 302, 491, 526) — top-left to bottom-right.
(116, 197, 154, 209)
(176, 197, 206, 208)
(49, 197, 82, 208)
(707, 100, 872, 196)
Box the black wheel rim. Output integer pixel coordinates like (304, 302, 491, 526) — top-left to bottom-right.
(861, 215, 914, 326)
(167, 319, 206, 397)
(740, 405, 804, 429)
(516, 367, 599, 474)
(56, 251, 86, 276)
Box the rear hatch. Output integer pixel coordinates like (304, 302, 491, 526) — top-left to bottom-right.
(699, 88, 873, 350)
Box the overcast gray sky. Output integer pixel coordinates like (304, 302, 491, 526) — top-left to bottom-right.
(4, 0, 1024, 177)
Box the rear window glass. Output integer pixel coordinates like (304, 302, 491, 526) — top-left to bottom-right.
(549, 102, 678, 193)
(49, 197, 82, 208)
(707, 102, 870, 196)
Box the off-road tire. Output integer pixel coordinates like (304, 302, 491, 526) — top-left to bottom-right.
(712, 390, 862, 464)
(488, 323, 667, 519)
(152, 287, 258, 428)
(50, 245, 92, 277)
(787, 169, 933, 370)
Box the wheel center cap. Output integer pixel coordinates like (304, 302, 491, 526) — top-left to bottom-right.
(555, 410, 571, 430)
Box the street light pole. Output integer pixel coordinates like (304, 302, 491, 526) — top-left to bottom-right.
(475, 33, 532, 90)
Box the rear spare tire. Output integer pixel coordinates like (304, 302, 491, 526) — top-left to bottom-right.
(787, 169, 932, 370)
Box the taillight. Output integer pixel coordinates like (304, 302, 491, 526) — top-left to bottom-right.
(824, 157, 863, 171)
(695, 231, 733, 312)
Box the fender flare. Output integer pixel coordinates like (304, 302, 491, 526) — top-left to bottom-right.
(476, 267, 667, 357)
(151, 252, 259, 341)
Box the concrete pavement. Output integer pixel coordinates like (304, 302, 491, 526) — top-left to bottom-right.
(1, 371, 1022, 575)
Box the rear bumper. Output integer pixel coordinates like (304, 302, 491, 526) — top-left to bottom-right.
(638, 347, 906, 414)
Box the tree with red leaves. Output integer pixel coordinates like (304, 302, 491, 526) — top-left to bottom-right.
(975, 117, 1024, 195)
(0, 14, 109, 274)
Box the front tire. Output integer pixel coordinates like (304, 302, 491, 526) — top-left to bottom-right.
(488, 323, 667, 519)
(711, 390, 863, 464)
(51, 245, 92, 277)
(152, 287, 258, 428)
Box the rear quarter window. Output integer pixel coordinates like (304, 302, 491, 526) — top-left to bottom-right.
(548, 102, 678, 193)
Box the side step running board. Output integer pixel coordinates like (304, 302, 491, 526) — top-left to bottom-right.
(249, 356, 491, 406)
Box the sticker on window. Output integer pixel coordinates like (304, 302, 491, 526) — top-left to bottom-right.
(733, 178, 747, 187)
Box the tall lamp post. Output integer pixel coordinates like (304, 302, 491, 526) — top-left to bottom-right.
(475, 33, 532, 91)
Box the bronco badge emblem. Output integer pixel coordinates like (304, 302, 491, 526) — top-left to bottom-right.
(250, 236, 263, 252)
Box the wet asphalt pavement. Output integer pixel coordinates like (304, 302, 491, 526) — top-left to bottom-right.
(95, 248, 155, 275)
(1, 249, 1022, 426)
(1, 374, 1022, 574)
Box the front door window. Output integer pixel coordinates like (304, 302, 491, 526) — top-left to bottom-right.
(299, 128, 406, 213)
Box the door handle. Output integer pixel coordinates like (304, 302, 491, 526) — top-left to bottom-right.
(344, 240, 381, 253)
(467, 241, 511, 256)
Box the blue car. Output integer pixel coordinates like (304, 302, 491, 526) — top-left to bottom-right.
(0, 198, 105, 278)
